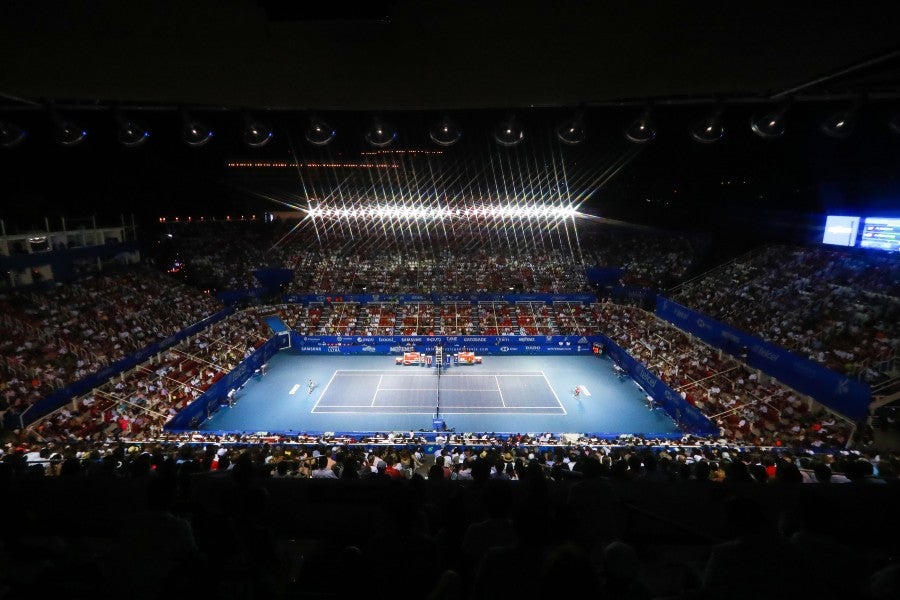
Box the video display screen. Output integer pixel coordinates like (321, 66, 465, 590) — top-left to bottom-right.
(821, 215, 860, 247)
(860, 217, 900, 252)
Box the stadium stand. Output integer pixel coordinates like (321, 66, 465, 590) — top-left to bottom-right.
(671, 244, 899, 382)
(2, 225, 898, 600)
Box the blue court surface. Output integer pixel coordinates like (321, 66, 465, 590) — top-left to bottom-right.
(199, 352, 680, 436)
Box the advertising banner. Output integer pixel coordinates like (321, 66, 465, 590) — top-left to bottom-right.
(290, 333, 600, 356)
(655, 296, 871, 421)
(281, 292, 597, 304)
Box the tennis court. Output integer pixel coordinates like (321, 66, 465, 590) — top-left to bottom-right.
(313, 370, 565, 415)
(199, 353, 680, 436)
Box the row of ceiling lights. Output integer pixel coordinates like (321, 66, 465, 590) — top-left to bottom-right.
(1, 102, 898, 149)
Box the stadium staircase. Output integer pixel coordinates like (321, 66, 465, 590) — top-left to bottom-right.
(432, 304, 442, 334)
(393, 309, 404, 335)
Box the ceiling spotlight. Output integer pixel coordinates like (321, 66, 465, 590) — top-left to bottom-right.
(429, 115, 462, 146)
(305, 115, 335, 146)
(115, 112, 150, 147)
(181, 111, 213, 147)
(493, 115, 525, 147)
(821, 103, 860, 139)
(0, 121, 27, 148)
(556, 113, 585, 145)
(52, 112, 87, 147)
(242, 113, 273, 148)
(365, 117, 397, 147)
(624, 109, 656, 143)
(689, 107, 725, 144)
(750, 103, 789, 139)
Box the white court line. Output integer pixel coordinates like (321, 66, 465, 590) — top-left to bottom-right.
(314, 405, 564, 412)
(579, 385, 592, 397)
(375, 387, 502, 392)
(371, 374, 383, 407)
(311, 371, 339, 411)
(540, 369, 568, 416)
(495, 375, 506, 408)
(332, 369, 545, 376)
(288, 384, 300, 395)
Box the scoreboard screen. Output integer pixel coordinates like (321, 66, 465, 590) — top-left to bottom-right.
(821, 215, 860, 247)
(860, 217, 900, 252)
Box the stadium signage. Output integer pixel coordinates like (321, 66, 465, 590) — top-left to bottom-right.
(635, 365, 657, 390)
(281, 292, 598, 305)
(655, 295, 872, 421)
(290, 334, 605, 356)
(751, 345, 779, 363)
(721, 331, 740, 344)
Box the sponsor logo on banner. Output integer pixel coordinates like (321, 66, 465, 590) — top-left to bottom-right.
(445, 336, 459, 342)
(327, 346, 341, 353)
(401, 337, 420, 342)
(462, 337, 487, 342)
(362, 345, 376, 353)
(356, 337, 376, 343)
(525, 346, 541, 351)
(721, 331, 741, 344)
(674, 308, 689, 320)
(577, 336, 589, 344)
(695, 318, 708, 330)
(389, 345, 415, 353)
(500, 347, 509, 353)
(304, 337, 322, 342)
(518, 337, 536, 342)
(664, 389, 679, 403)
(377, 337, 395, 343)
(300, 346, 323, 352)
(545, 346, 574, 352)
(835, 379, 849, 395)
(635, 365, 657, 391)
(751, 345, 779, 363)
(577, 346, 587, 351)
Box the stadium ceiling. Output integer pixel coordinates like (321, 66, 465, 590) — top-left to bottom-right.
(1, 0, 900, 113)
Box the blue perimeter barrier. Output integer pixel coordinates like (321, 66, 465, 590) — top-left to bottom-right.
(655, 296, 871, 422)
(165, 332, 290, 431)
(7, 308, 234, 429)
(291, 333, 598, 356)
(595, 334, 716, 436)
(283, 292, 598, 304)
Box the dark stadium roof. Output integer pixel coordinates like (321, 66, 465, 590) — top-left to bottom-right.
(2, 0, 899, 110)
(1, 0, 899, 239)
